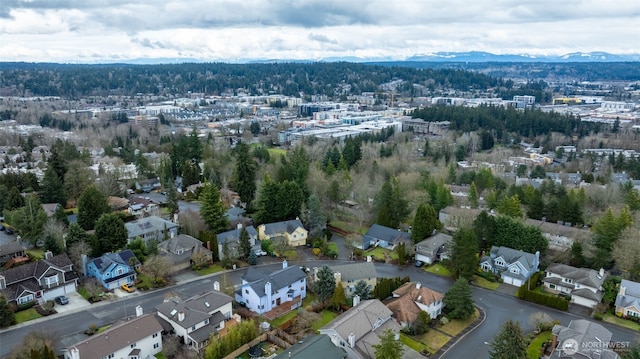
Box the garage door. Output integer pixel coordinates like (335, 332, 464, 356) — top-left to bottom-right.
(512, 279, 522, 287)
(503, 276, 513, 285)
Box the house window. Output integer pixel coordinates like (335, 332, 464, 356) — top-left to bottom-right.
(153, 333, 158, 338)
(116, 267, 125, 276)
(45, 275, 58, 287)
(17, 295, 34, 305)
(245, 289, 249, 294)
(510, 267, 519, 274)
(564, 278, 573, 284)
(495, 260, 504, 267)
(549, 284, 556, 289)
(627, 310, 640, 318)
(191, 325, 196, 331)
(204, 318, 209, 325)
(154, 343, 160, 349)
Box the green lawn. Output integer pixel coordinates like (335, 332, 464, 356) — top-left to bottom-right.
(267, 148, 287, 158)
(270, 310, 298, 328)
(472, 275, 500, 290)
(424, 263, 452, 277)
(196, 264, 224, 275)
(27, 249, 44, 260)
(603, 313, 640, 331)
(311, 310, 338, 331)
(327, 242, 338, 253)
(410, 330, 450, 354)
(329, 220, 366, 234)
(439, 309, 480, 336)
(400, 333, 430, 353)
(364, 247, 397, 261)
(527, 331, 552, 359)
(154, 353, 167, 359)
(302, 293, 317, 309)
(15, 308, 42, 323)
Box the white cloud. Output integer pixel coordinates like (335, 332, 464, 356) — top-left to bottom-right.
(0, 0, 638, 62)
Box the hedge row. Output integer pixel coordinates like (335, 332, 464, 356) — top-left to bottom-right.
(516, 287, 569, 311)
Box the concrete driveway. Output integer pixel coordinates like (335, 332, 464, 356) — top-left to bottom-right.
(53, 292, 91, 314)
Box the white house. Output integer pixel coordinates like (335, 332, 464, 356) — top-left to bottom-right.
(414, 233, 451, 265)
(235, 261, 306, 315)
(63, 310, 163, 359)
(155, 289, 234, 352)
(479, 246, 540, 287)
(543, 263, 606, 308)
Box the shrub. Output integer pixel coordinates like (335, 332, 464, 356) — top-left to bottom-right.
(516, 287, 569, 311)
(85, 323, 98, 335)
(17, 301, 36, 312)
(440, 317, 449, 325)
(593, 313, 604, 321)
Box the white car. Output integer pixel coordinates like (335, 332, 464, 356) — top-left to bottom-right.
(253, 249, 267, 257)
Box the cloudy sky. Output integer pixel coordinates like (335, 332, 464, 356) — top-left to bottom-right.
(1, 0, 638, 63)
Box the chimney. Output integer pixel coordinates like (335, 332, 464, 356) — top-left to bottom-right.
(416, 282, 421, 289)
(0, 275, 5, 290)
(367, 255, 372, 263)
(213, 281, 220, 291)
(348, 333, 355, 348)
(237, 223, 243, 229)
(178, 311, 185, 322)
(135, 305, 143, 317)
(599, 268, 605, 278)
(69, 347, 80, 359)
(282, 260, 288, 269)
(620, 286, 626, 296)
(81, 254, 88, 275)
(334, 272, 342, 283)
(44, 250, 53, 260)
(265, 282, 272, 310)
(353, 295, 360, 307)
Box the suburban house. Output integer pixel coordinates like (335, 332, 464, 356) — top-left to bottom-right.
(479, 246, 540, 287)
(543, 263, 606, 308)
(125, 215, 178, 245)
(0, 252, 78, 305)
(361, 224, 411, 250)
(386, 282, 444, 326)
(438, 206, 482, 231)
(156, 289, 234, 351)
(85, 250, 139, 291)
(258, 219, 308, 247)
(0, 242, 26, 266)
(107, 196, 130, 211)
(217, 225, 259, 260)
(315, 262, 377, 298)
(235, 261, 307, 315)
(319, 299, 419, 359)
(414, 233, 452, 265)
(63, 310, 163, 359)
(615, 279, 640, 318)
(550, 319, 620, 359)
(273, 335, 347, 359)
(157, 234, 212, 272)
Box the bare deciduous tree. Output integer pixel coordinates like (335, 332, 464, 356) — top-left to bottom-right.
(68, 241, 92, 275)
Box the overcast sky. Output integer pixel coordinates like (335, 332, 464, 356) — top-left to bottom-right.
(1, 0, 639, 63)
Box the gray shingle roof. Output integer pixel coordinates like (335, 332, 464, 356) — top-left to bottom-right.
(216, 226, 258, 244)
(552, 319, 619, 359)
(490, 246, 537, 270)
(274, 335, 346, 359)
(261, 220, 304, 236)
(321, 299, 395, 346)
(0, 242, 26, 258)
(155, 290, 233, 330)
(125, 216, 178, 239)
(615, 279, 640, 310)
(241, 266, 306, 297)
(364, 224, 411, 244)
(331, 262, 377, 283)
(0, 253, 74, 301)
(64, 314, 163, 358)
(157, 234, 209, 254)
(415, 233, 451, 256)
(545, 263, 605, 288)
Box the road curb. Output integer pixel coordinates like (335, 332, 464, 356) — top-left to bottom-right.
(432, 305, 487, 359)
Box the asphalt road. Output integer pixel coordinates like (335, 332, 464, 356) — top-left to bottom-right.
(1, 260, 638, 358)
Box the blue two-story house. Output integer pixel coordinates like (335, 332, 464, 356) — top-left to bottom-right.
(85, 250, 140, 290)
(480, 246, 540, 287)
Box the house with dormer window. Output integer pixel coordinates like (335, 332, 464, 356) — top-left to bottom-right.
(615, 279, 640, 318)
(543, 263, 606, 308)
(0, 251, 78, 306)
(235, 261, 306, 315)
(156, 290, 234, 351)
(85, 250, 139, 291)
(479, 246, 540, 287)
(258, 219, 307, 247)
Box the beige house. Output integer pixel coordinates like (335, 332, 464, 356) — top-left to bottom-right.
(615, 279, 640, 318)
(258, 219, 307, 247)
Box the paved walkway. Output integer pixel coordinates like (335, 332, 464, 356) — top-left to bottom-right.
(430, 306, 487, 359)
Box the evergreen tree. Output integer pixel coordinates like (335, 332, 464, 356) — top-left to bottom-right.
(4, 194, 47, 246)
(77, 185, 110, 231)
(5, 186, 24, 211)
(232, 142, 257, 205)
(375, 177, 408, 229)
(448, 228, 479, 280)
(570, 242, 585, 267)
(0, 294, 16, 328)
(411, 203, 439, 244)
(468, 182, 479, 208)
(303, 193, 326, 237)
(443, 278, 475, 320)
(65, 222, 90, 248)
(93, 213, 128, 256)
(488, 320, 527, 359)
(396, 242, 407, 265)
(353, 280, 371, 300)
(373, 329, 404, 359)
(315, 266, 336, 304)
(238, 227, 252, 259)
(332, 282, 347, 310)
(165, 180, 179, 217)
(497, 195, 524, 218)
(40, 165, 66, 205)
(200, 182, 229, 234)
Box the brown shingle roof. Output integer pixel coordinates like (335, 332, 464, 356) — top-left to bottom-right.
(392, 282, 444, 307)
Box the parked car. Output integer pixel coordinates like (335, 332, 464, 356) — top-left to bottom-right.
(55, 295, 69, 305)
(121, 283, 136, 293)
(253, 249, 267, 257)
(0, 224, 5, 231)
(415, 260, 424, 267)
(5, 228, 13, 235)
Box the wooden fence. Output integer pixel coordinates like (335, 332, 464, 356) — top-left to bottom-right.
(222, 329, 297, 359)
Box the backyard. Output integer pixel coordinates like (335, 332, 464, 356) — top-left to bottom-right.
(406, 308, 481, 354)
(364, 247, 398, 262)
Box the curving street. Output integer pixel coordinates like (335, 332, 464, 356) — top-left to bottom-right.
(0, 259, 638, 358)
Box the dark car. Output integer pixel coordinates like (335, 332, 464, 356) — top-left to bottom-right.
(5, 228, 13, 235)
(55, 296, 69, 305)
(0, 224, 5, 231)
